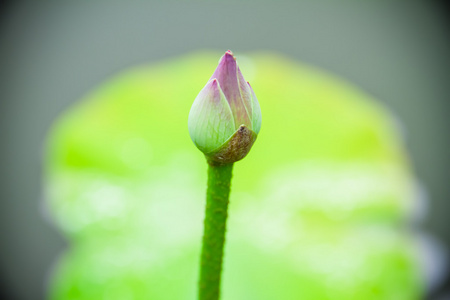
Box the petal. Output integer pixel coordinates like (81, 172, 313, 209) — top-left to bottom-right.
(188, 79, 236, 153)
(210, 51, 251, 128)
(248, 82, 261, 134)
(237, 64, 253, 125)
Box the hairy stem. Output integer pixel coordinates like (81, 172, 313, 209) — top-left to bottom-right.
(198, 163, 234, 300)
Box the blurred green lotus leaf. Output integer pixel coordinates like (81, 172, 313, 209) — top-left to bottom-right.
(45, 51, 423, 299)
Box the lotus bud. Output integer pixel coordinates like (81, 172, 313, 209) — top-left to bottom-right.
(188, 51, 262, 165)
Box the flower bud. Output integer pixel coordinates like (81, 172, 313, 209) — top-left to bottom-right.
(188, 51, 262, 165)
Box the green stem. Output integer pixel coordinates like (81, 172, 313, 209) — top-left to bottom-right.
(198, 163, 234, 300)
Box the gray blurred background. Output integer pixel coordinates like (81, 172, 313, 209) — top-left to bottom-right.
(0, 1, 449, 299)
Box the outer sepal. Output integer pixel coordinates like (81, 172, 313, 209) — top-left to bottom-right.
(205, 125, 257, 166)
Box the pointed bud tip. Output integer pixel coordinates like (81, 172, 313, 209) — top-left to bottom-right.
(224, 50, 236, 61)
(205, 78, 219, 90)
(247, 81, 255, 92)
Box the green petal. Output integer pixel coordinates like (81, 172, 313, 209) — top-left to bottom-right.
(248, 82, 262, 134)
(237, 65, 253, 127)
(188, 79, 236, 153)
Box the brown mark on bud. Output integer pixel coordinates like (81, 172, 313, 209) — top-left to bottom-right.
(206, 125, 257, 166)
